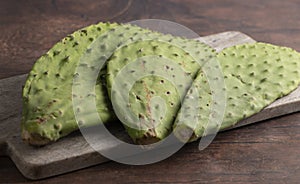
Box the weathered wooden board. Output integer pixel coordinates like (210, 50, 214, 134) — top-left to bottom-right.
(1, 31, 299, 180)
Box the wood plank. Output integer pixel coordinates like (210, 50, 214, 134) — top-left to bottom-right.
(0, 31, 298, 180)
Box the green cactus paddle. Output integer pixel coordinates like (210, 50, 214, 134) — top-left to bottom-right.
(174, 42, 300, 142)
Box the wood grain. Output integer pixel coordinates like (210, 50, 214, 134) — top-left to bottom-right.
(0, 0, 299, 183)
(1, 0, 300, 80)
(1, 114, 300, 183)
(0, 32, 258, 180)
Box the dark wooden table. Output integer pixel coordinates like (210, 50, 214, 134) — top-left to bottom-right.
(1, 0, 300, 183)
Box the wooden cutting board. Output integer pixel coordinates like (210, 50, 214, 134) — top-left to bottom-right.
(1, 31, 300, 180)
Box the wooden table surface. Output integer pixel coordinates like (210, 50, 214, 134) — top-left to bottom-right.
(0, 0, 299, 183)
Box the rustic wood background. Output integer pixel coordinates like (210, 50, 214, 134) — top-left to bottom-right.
(0, 0, 299, 183)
